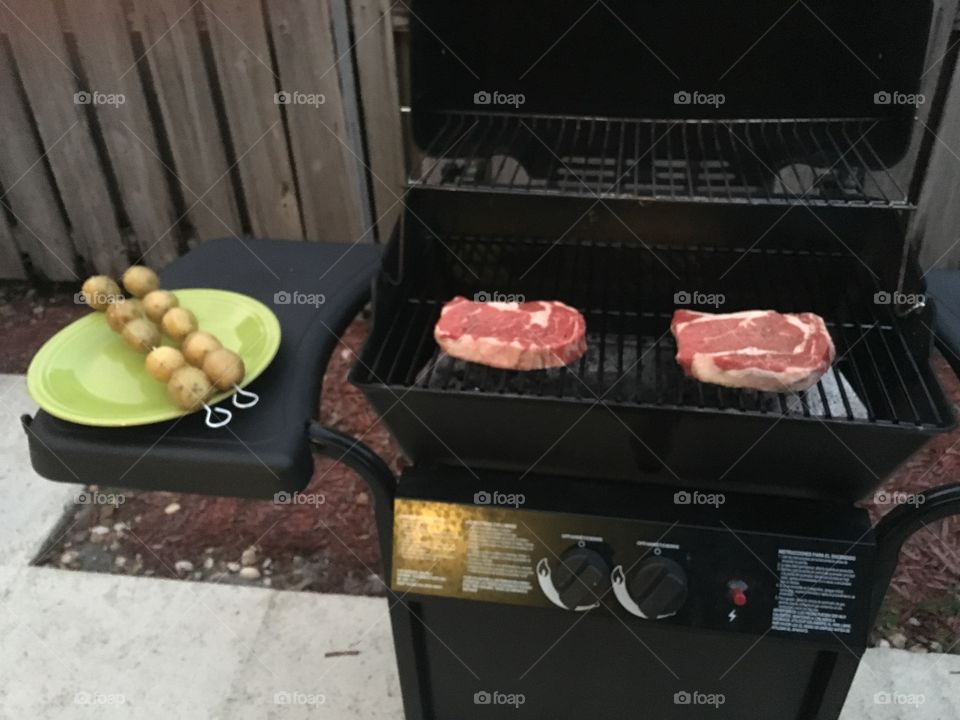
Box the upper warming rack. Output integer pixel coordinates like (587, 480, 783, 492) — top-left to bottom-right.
(409, 112, 911, 208)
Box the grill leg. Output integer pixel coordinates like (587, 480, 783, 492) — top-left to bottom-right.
(308, 422, 432, 717)
(871, 483, 960, 623)
(308, 422, 396, 576)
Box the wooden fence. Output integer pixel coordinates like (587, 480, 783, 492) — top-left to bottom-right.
(0, 0, 403, 281)
(916, 16, 960, 270)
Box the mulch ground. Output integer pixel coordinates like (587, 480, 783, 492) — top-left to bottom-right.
(4, 281, 958, 653)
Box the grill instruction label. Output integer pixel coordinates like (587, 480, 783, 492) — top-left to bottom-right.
(772, 549, 857, 635)
(392, 500, 540, 603)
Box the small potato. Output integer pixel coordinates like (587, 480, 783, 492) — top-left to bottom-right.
(122, 266, 160, 298)
(142, 290, 179, 323)
(105, 298, 145, 333)
(167, 366, 212, 411)
(81, 276, 122, 311)
(145, 346, 186, 383)
(202, 348, 245, 391)
(121, 318, 161, 354)
(161, 307, 198, 344)
(182, 331, 222, 367)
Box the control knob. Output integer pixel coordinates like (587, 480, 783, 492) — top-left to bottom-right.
(613, 557, 688, 619)
(537, 547, 609, 611)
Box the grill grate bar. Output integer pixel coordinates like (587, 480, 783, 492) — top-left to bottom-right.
(892, 322, 948, 427)
(844, 121, 908, 205)
(873, 313, 922, 425)
(411, 112, 913, 207)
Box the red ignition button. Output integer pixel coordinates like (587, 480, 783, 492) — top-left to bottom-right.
(727, 580, 748, 607)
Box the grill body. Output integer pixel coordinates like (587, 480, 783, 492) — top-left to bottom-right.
(388, 471, 875, 720)
(352, 3, 960, 719)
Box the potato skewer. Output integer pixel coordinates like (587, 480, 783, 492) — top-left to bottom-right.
(133, 270, 258, 408)
(83, 274, 234, 428)
(84, 269, 260, 416)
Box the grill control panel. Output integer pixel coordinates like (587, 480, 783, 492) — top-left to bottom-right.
(391, 498, 874, 641)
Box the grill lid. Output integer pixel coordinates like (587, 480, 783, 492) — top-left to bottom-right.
(408, 0, 932, 121)
(405, 0, 942, 209)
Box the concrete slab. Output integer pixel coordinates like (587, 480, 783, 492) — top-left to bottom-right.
(0, 567, 402, 720)
(842, 647, 960, 720)
(0, 374, 81, 567)
(217, 589, 403, 719)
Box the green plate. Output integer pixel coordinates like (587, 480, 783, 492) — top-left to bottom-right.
(27, 289, 281, 427)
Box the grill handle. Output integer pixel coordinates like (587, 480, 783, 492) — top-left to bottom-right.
(308, 421, 397, 576)
(870, 482, 960, 623)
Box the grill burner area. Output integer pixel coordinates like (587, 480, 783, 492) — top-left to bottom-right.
(363, 237, 948, 430)
(411, 112, 910, 207)
(418, 338, 871, 421)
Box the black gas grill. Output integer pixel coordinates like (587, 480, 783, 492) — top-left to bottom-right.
(352, 1, 960, 718)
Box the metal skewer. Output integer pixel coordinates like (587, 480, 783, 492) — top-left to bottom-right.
(231, 385, 259, 409)
(203, 404, 233, 428)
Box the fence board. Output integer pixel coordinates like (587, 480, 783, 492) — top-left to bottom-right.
(202, 0, 302, 240)
(65, 0, 179, 268)
(351, 0, 404, 242)
(0, 211, 27, 280)
(2, 0, 127, 276)
(131, 0, 243, 243)
(916, 51, 960, 270)
(266, 0, 363, 242)
(0, 44, 76, 281)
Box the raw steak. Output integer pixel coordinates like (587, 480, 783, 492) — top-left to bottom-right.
(434, 297, 587, 370)
(671, 309, 836, 392)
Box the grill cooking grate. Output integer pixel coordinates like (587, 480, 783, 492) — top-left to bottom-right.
(411, 112, 910, 208)
(361, 237, 948, 428)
